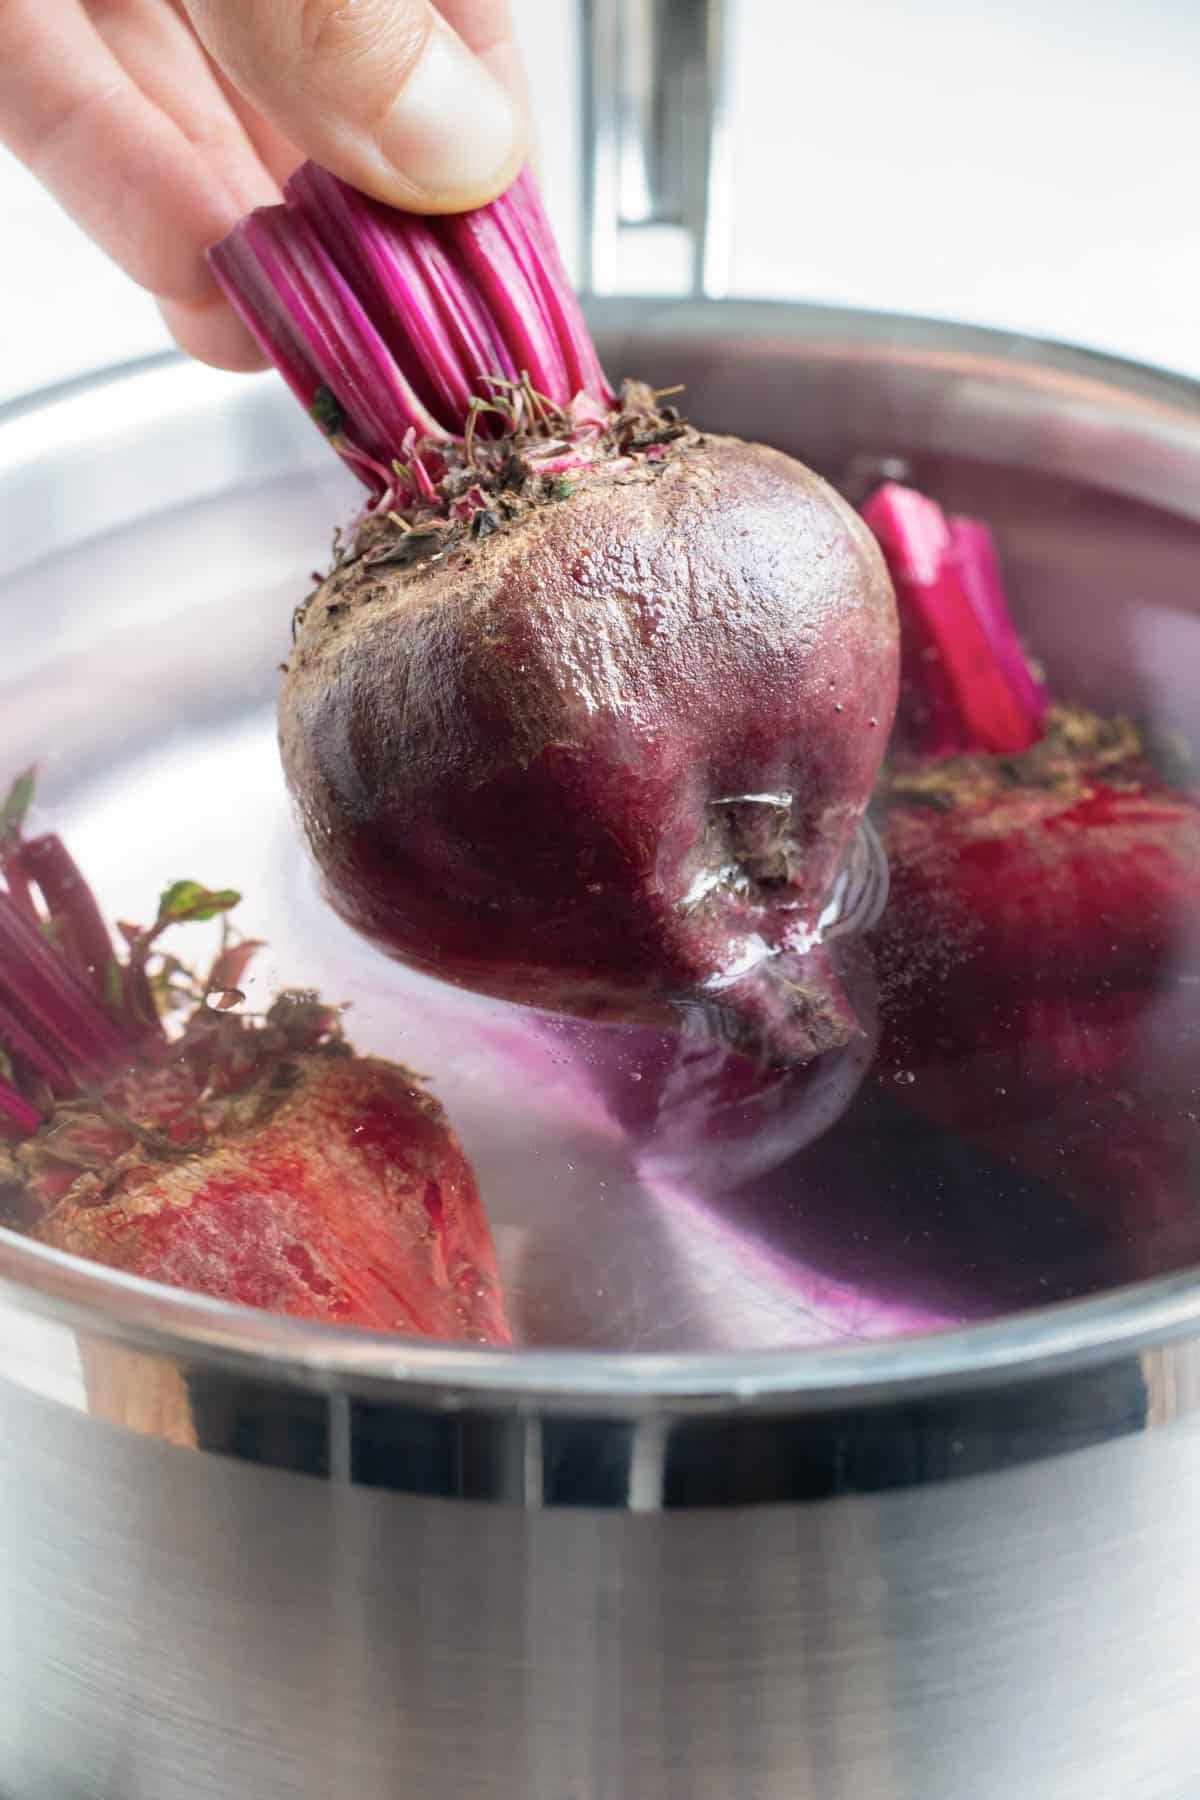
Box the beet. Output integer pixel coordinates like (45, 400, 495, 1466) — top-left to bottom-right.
(873, 725, 1200, 1278)
(211, 167, 899, 1063)
(32, 1029, 507, 1342)
(281, 425, 896, 1060)
(877, 725, 1200, 1027)
(0, 776, 509, 1343)
(866, 484, 1200, 1277)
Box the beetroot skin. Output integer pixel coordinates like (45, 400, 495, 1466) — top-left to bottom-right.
(872, 724, 1200, 1279)
(0, 784, 509, 1344)
(281, 426, 898, 1061)
(874, 719, 1200, 1107)
(28, 1019, 509, 1343)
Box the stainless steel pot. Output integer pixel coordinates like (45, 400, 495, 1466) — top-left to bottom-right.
(5, 1, 1200, 1789)
(2, 302, 1200, 1799)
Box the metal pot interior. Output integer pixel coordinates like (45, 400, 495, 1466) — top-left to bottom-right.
(2, 302, 1199, 1375)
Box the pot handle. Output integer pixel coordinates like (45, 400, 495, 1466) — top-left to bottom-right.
(580, 0, 732, 299)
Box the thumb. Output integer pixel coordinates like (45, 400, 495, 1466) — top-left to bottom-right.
(183, 0, 526, 213)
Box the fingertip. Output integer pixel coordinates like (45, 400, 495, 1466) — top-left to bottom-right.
(322, 19, 528, 215)
(159, 294, 270, 372)
(477, 40, 530, 121)
(189, 0, 527, 218)
(376, 129, 528, 217)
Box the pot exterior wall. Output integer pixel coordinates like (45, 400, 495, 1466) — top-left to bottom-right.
(1, 1367, 1197, 1800)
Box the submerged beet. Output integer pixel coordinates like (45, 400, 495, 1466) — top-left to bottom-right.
(212, 167, 899, 1063)
(875, 727, 1200, 1281)
(0, 776, 509, 1343)
(32, 1028, 507, 1341)
(866, 484, 1200, 1276)
(875, 718, 1200, 1104)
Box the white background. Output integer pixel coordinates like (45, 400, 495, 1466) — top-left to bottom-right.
(0, 0, 1197, 405)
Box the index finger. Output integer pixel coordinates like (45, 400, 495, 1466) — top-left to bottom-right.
(0, 0, 257, 306)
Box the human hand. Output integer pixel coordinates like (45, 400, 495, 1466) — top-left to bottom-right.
(0, 1, 528, 371)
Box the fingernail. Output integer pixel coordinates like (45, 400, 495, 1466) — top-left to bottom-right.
(479, 41, 532, 120)
(379, 22, 524, 206)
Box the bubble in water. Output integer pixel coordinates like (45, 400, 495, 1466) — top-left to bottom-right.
(894, 1069, 916, 1085)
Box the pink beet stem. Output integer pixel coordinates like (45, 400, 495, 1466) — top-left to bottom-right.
(863, 483, 1048, 757)
(0, 842, 36, 921)
(0, 1079, 41, 1139)
(0, 895, 128, 1082)
(285, 164, 489, 427)
(437, 192, 570, 405)
(272, 210, 440, 457)
(948, 517, 1050, 736)
(0, 816, 158, 1133)
(0, 993, 77, 1097)
(22, 833, 116, 1002)
(210, 206, 442, 489)
(208, 163, 615, 491)
(507, 167, 614, 405)
(207, 213, 327, 412)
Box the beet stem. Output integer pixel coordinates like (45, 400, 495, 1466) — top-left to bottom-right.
(285, 164, 502, 427)
(0, 1079, 40, 1139)
(863, 482, 1048, 756)
(0, 993, 77, 1096)
(0, 806, 171, 1129)
(22, 833, 116, 1003)
(209, 164, 616, 492)
(0, 842, 36, 922)
(0, 896, 128, 1075)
